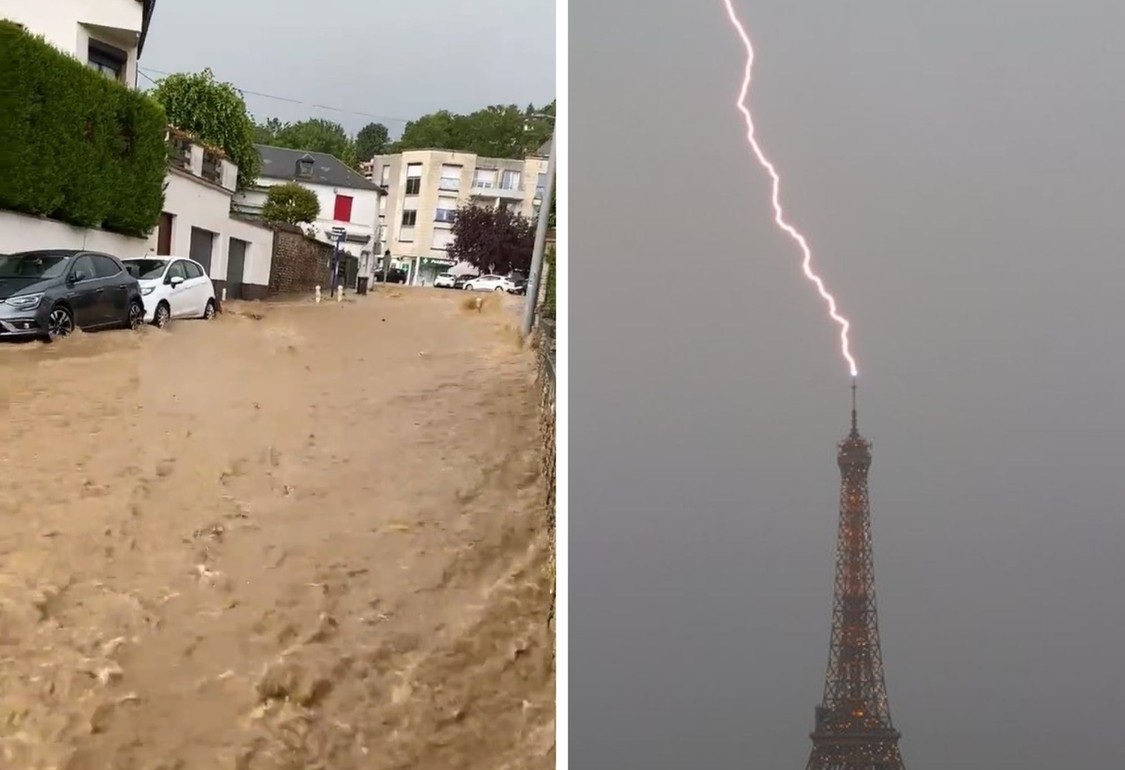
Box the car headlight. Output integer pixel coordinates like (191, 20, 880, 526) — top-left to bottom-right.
(141, 286, 155, 296)
(4, 292, 43, 310)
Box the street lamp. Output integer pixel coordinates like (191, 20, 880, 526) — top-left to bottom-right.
(520, 112, 556, 338)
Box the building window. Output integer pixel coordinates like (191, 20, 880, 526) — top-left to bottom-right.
(88, 40, 127, 82)
(431, 229, 453, 251)
(401, 210, 417, 227)
(379, 197, 387, 215)
(296, 155, 314, 178)
(434, 196, 458, 224)
(405, 163, 423, 195)
(333, 194, 353, 222)
(473, 168, 497, 189)
(439, 164, 461, 192)
(381, 165, 391, 186)
(500, 169, 521, 190)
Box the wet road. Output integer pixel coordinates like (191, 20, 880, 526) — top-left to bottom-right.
(0, 289, 554, 769)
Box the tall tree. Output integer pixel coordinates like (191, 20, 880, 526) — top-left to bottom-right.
(270, 118, 355, 165)
(353, 122, 390, 164)
(149, 68, 260, 188)
(393, 102, 554, 159)
(252, 117, 286, 145)
(392, 110, 463, 153)
(447, 204, 536, 275)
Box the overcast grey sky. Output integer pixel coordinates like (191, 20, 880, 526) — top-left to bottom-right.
(571, 0, 1125, 768)
(141, 0, 555, 135)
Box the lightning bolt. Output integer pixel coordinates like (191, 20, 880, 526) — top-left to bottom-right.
(721, 0, 859, 378)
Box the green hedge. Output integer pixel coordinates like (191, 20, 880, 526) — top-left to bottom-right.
(0, 21, 167, 237)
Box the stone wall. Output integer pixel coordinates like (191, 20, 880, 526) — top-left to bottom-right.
(267, 224, 332, 295)
(536, 319, 557, 645)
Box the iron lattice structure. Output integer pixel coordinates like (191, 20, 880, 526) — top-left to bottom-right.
(806, 384, 905, 770)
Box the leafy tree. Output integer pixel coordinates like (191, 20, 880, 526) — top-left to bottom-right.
(447, 204, 535, 275)
(393, 102, 554, 159)
(261, 182, 320, 225)
(149, 68, 260, 188)
(391, 110, 462, 152)
(252, 117, 285, 144)
(354, 122, 390, 164)
(271, 118, 355, 165)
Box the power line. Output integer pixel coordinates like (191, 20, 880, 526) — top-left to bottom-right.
(137, 66, 414, 125)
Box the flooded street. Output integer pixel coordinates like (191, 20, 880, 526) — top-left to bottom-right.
(0, 289, 554, 769)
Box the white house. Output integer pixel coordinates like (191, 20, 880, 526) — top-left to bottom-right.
(151, 130, 275, 300)
(232, 145, 387, 282)
(0, 0, 156, 88)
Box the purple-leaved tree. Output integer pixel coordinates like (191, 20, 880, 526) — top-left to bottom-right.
(447, 204, 535, 275)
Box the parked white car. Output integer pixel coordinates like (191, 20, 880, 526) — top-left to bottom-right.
(123, 257, 217, 328)
(463, 274, 514, 293)
(433, 272, 457, 289)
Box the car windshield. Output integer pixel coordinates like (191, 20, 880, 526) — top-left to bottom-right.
(125, 259, 168, 279)
(0, 252, 71, 279)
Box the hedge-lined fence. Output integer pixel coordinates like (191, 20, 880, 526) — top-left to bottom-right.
(0, 21, 167, 237)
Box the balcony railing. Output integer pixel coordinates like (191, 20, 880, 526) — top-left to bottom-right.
(434, 209, 457, 224)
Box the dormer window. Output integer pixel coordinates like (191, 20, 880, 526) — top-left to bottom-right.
(295, 154, 314, 179)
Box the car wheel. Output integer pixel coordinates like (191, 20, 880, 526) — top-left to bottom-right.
(127, 299, 144, 330)
(494, 286, 504, 292)
(46, 305, 74, 341)
(202, 299, 217, 320)
(153, 302, 170, 329)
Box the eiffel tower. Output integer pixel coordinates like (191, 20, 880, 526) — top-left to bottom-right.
(805, 381, 906, 770)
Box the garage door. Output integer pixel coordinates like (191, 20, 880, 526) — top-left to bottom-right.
(189, 227, 215, 274)
(226, 238, 248, 300)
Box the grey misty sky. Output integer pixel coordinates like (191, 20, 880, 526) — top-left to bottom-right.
(571, 1, 1125, 769)
(140, 0, 555, 136)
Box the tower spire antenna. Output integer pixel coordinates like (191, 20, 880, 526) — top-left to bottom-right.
(850, 377, 858, 435)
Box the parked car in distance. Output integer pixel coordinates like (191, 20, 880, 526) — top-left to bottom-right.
(433, 272, 457, 289)
(373, 268, 408, 284)
(505, 271, 528, 295)
(123, 257, 217, 328)
(0, 249, 144, 341)
(463, 274, 515, 293)
(453, 274, 476, 290)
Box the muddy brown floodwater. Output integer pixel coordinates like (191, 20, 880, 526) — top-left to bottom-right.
(0, 289, 554, 770)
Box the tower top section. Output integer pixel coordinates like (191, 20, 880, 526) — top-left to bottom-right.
(838, 377, 871, 469)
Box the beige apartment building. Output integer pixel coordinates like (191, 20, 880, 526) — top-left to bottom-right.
(366, 147, 549, 285)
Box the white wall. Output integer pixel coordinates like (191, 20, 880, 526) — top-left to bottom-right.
(152, 170, 273, 287)
(1, 0, 144, 86)
(0, 209, 148, 257)
(233, 179, 378, 258)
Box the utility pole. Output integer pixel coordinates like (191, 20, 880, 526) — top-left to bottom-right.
(521, 122, 556, 338)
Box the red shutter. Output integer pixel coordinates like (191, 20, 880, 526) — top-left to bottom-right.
(333, 194, 353, 222)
